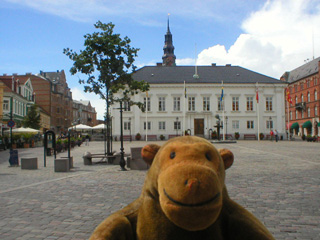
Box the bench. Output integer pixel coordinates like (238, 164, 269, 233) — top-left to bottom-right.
(120, 135, 132, 141)
(169, 135, 180, 139)
(243, 134, 257, 140)
(145, 135, 157, 141)
(83, 152, 115, 165)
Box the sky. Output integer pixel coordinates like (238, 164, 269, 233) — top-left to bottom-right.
(1, 0, 320, 120)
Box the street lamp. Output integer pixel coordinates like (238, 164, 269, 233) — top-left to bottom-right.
(114, 101, 127, 171)
(128, 117, 132, 142)
(176, 117, 179, 136)
(225, 116, 228, 139)
(269, 116, 272, 140)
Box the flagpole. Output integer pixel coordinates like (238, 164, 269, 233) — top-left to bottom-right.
(146, 92, 148, 142)
(221, 81, 225, 141)
(183, 81, 186, 136)
(286, 88, 290, 141)
(256, 82, 260, 141)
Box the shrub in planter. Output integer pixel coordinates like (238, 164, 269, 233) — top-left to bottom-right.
(259, 133, 265, 140)
(160, 135, 165, 140)
(135, 133, 141, 140)
(235, 132, 240, 140)
(301, 135, 306, 141)
(212, 131, 217, 139)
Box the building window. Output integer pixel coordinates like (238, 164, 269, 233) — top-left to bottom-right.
(300, 83, 304, 90)
(289, 111, 292, 120)
(57, 107, 60, 113)
(266, 97, 273, 111)
(188, 97, 195, 111)
(124, 122, 131, 130)
(301, 95, 304, 102)
(232, 120, 239, 129)
(232, 97, 239, 111)
(246, 97, 253, 111)
(3, 100, 9, 111)
(144, 97, 150, 111)
(266, 120, 273, 129)
(247, 120, 254, 129)
(315, 90, 318, 101)
(124, 101, 131, 111)
(295, 96, 298, 104)
(307, 107, 310, 117)
(301, 109, 304, 118)
(294, 85, 298, 92)
(144, 121, 151, 130)
(307, 80, 310, 88)
(307, 92, 310, 102)
(295, 110, 298, 119)
(173, 97, 180, 111)
(159, 121, 166, 130)
(203, 97, 210, 111)
(158, 97, 165, 111)
(315, 106, 318, 116)
(174, 121, 181, 130)
(218, 97, 223, 111)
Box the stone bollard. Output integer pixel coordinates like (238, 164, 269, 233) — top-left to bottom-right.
(21, 157, 38, 170)
(54, 158, 70, 172)
(83, 152, 92, 165)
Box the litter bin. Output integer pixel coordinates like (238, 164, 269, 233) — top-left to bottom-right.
(83, 152, 92, 165)
(46, 148, 52, 156)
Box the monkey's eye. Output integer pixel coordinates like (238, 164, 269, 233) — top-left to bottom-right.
(205, 152, 211, 161)
(170, 152, 176, 159)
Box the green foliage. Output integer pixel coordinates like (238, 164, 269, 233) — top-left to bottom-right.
(63, 21, 149, 107)
(22, 104, 41, 129)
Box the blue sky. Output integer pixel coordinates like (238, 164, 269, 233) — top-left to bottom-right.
(1, 0, 320, 119)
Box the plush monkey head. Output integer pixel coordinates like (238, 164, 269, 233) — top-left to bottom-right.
(141, 136, 234, 231)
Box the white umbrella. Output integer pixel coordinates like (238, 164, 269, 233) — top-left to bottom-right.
(4, 127, 40, 134)
(68, 124, 92, 130)
(92, 124, 107, 129)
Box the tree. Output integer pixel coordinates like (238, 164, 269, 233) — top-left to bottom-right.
(63, 21, 149, 155)
(22, 104, 41, 129)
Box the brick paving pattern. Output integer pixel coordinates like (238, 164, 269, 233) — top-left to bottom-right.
(0, 140, 319, 239)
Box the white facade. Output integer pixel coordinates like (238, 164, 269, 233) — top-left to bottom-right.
(111, 82, 287, 140)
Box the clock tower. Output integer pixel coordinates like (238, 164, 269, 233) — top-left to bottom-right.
(162, 16, 176, 66)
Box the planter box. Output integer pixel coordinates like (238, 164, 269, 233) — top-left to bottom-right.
(21, 157, 38, 170)
(54, 158, 70, 172)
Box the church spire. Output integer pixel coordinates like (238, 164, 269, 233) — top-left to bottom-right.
(162, 14, 176, 66)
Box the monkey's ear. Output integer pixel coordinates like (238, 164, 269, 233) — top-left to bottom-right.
(141, 144, 161, 166)
(218, 148, 234, 170)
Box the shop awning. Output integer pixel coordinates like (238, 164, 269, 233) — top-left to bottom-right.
(318, 122, 320, 127)
(286, 123, 292, 130)
(291, 122, 299, 129)
(302, 120, 312, 128)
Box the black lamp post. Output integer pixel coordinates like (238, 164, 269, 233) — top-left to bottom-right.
(115, 101, 127, 171)
(225, 116, 228, 138)
(269, 116, 272, 140)
(176, 117, 179, 136)
(129, 117, 132, 142)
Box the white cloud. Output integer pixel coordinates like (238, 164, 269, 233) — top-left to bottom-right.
(196, 0, 320, 78)
(71, 87, 105, 120)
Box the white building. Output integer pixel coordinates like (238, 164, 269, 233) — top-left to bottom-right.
(111, 65, 287, 140)
(111, 19, 287, 140)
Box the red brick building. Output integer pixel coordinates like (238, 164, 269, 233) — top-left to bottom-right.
(281, 57, 320, 137)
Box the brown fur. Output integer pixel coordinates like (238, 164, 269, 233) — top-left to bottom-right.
(90, 136, 274, 240)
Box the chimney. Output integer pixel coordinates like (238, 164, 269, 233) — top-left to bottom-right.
(156, 63, 162, 67)
(211, 63, 216, 67)
(226, 64, 231, 67)
(3, 73, 7, 76)
(26, 72, 32, 75)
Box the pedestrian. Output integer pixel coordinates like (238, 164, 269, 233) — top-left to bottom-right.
(274, 129, 279, 142)
(85, 135, 90, 146)
(270, 129, 274, 141)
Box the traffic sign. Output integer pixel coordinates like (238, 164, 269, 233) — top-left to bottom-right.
(7, 120, 15, 128)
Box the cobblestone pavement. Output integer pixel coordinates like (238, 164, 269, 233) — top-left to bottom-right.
(0, 139, 319, 239)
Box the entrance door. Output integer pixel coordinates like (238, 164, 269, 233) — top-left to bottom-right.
(194, 119, 204, 137)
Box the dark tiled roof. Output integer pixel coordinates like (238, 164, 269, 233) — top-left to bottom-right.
(286, 57, 320, 83)
(133, 65, 281, 84)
